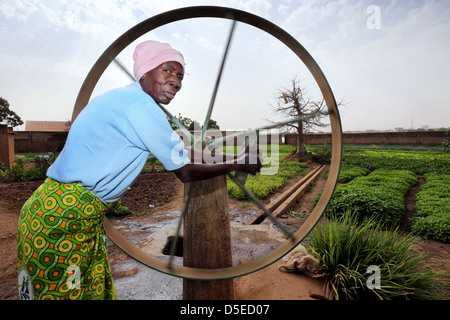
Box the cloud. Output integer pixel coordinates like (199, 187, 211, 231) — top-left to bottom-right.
(1, 0, 449, 131)
(238, 0, 273, 18)
(172, 31, 223, 53)
(0, 0, 39, 21)
(269, 0, 450, 131)
(0, 0, 146, 41)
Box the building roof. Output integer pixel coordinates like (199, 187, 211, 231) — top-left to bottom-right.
(25, 121, 71, 132)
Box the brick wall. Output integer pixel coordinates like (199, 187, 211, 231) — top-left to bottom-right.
(14, 131, 68, 153)
(13, 130, 447, 154)
(283, 130, 447, 147)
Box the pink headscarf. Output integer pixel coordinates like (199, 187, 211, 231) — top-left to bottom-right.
(133, 40, 186, 81)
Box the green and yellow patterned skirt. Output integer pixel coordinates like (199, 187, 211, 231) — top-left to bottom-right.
(17, 177, 117, 300)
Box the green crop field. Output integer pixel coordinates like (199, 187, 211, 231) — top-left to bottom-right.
(5, 145, 450, 243)
(325, 147, 450, 242)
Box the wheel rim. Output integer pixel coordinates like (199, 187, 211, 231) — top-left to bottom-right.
(72, 6, 343, 280)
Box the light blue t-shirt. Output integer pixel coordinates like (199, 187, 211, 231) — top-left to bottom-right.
(47, 82, 189, 203)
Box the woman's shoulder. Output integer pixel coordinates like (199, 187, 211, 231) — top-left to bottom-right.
(90, 83, 156, 112)
(105, 82, 146, 101)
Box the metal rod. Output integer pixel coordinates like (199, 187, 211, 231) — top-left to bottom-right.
(227, 173, 294, 239)
(109, 56, 136, 81)
(157, 103, 194, 142)
(202, 19, 237, 139)
(167, 182, 191, 268)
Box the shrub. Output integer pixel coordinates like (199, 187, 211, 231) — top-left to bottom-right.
(1, 154, 55, 182)
(310, 143, 333, 164)
(442, 139, 449, 152)
(24, 159, 51, 181)
(309, 211, 445, 300)
(1, 159, 26, 182)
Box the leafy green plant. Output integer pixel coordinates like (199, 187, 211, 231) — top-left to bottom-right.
(324, 169, 418, 227)
(441, 139, 449, 152)
(310, 143, 333, 164)
(309, 211, 445, 300)
(1, 159, 26, 182)
(412, 173, 450, 243)
(336, 165, 369, 183)
(228, 174, 286, 200)
(24, 159, 51, 181)
(1, 155, 56, 182)
(343, 149, 450, 174)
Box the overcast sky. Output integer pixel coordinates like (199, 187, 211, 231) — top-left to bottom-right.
(1, 0, 449, 132)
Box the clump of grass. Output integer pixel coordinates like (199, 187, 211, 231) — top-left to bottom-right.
(308, 211, 445, 300)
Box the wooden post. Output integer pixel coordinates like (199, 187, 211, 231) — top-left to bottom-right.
(0, 125, 14, 166)
(183, 175, 235, 300)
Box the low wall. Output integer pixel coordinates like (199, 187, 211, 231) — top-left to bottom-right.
(14, 131, 68, 153)
(13, 130, 281, 154)
(14, 130, 448, 154)
(284, 130, 447, 147)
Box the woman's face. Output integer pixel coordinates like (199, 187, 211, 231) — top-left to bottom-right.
(139, 61, 184, 105)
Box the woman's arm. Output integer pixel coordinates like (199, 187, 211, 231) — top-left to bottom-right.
(187, 147, 243, 164)
(173, 146, 261, 183)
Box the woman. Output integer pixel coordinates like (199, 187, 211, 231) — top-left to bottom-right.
(17, 40, 261, 300)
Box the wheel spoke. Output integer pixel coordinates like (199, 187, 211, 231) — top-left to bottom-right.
(167, 182, 191, 268)
(109, 56, 136, 82)
(233, 135, 251, 185)
(202, 19, 237, 139)
(157, 103, 195, 143)
(227, 173, 294, 239)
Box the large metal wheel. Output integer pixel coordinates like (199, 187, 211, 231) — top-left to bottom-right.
(72, 6, 342, 280)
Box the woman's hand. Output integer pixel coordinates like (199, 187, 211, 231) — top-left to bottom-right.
(173, 144, 262, 183)
(234, 144, 262, 174)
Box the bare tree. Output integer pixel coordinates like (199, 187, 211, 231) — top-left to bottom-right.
(270, 76, 339, 157)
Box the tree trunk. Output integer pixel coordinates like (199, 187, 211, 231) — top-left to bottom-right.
(296, 120, 306, 157)
(182, 175, 235, 300)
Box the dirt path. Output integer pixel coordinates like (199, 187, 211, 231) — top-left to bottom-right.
(400, 175, 425, 232)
